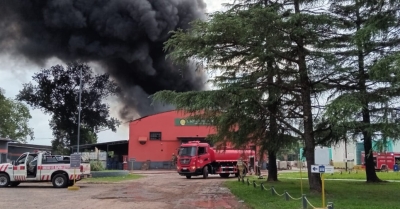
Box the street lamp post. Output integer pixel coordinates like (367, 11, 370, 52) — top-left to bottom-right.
(77, 66, 82, 154)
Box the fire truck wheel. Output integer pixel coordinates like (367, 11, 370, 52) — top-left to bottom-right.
(9, 182, 20, 187)
(202, 166, 208, 179)
(52, 174, 68, 188)
(185, 175, 192, 179)
(0, 173, 10, 187)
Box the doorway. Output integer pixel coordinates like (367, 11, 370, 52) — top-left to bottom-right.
(249, 156, 255, 172)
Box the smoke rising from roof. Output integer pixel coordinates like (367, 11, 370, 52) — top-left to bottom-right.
(0, 0, 207, 120)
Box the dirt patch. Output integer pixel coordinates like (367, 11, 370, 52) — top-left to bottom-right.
(0, 173, 248, 209)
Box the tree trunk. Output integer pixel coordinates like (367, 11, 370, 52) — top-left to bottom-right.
(355, 4, 381, 182)
(294, 0, 321, 192)
(363, 130, 381, 182)
(267, 151, 278, 181)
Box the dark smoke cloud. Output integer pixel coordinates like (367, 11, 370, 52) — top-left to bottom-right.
(0, 0, 208, 120)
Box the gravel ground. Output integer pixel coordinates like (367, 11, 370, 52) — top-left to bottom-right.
(0, 172, 249, 209)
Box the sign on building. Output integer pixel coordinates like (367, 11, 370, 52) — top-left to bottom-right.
(174, 118, 211, 126)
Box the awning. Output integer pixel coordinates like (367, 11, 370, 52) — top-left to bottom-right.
(138, 137, 147, 142)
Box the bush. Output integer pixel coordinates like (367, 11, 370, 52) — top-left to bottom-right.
(90, 160, 105, 171)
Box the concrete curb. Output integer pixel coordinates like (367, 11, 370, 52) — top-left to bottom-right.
(130, 170, 177, 175)
(91, 170, 129, 177)
(279, 177, 400, 182)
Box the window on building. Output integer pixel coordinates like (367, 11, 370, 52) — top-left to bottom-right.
(149, 132, 162, 140)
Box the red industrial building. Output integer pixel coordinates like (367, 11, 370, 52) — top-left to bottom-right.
(128, 110, 265, 170)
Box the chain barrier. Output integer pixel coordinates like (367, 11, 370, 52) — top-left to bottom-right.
(237, 176, 334, 209)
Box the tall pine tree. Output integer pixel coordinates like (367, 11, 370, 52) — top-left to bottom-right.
(154, 0, 338, 191)
(322, 0, 400, 182)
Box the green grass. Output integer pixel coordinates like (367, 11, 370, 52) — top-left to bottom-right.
(278, 170, 400, 180)
(82, 174, 144, 183)
(225, 177, 400, 209)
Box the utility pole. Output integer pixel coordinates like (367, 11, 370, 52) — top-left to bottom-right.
(345, 140, 348, 172)
(77, 66, 83, 154)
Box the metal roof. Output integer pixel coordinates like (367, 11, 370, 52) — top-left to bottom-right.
(129, 109, 177, 123)
(69, 140, 129, 149)
(8, 143, 52, 150)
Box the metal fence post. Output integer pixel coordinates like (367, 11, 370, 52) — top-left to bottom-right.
(284, 191, 289, 201)
(261, 183, 264, 190)
(302, 194, 307, 209)
(328, 202, 334, 209)
(271, 186, 274, 195)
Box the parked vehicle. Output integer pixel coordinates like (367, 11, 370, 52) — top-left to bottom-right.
(361, 151, 400, 171)
(0, 151, 91, 188)
(176, 141, 255, 179)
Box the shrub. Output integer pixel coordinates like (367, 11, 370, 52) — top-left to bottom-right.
(90, 160, 105, 171)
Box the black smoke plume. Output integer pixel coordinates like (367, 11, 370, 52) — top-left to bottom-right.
(0, 0, 207, 120)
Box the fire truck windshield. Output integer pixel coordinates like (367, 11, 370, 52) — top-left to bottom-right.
(178, 147, 197, 156)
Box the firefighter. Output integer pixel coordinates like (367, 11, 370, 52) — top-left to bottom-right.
(237, 157, 244, 179)
(171, 153, 177, 169)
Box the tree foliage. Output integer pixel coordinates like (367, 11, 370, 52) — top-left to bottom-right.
(316, 0, 400, 182)
(0, 88, 34, 143)
(16, 62, 121, 154)
(153, 0, 340, 190)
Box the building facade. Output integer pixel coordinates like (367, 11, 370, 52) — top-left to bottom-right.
(70, 140, 129, 170)
(330, 139, 400, 169)
(129, 110, 217, 169)
(0, 138, 52, 163)
(7, 143, 52, 161)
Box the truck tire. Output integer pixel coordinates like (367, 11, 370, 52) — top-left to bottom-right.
(185, 175, 192, 179)
(52, 174, 68, 188)
(203, 166, 208, 179)
(0, 173, 10, 187)
(9, 182, 20, 187)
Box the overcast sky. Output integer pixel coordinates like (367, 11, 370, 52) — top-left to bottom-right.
(0, 0, 230, 146)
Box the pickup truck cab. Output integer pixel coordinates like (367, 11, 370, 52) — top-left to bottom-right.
(0, 151, 91, 188)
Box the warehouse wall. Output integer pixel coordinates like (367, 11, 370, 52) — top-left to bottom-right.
(129, 110, 216, 163)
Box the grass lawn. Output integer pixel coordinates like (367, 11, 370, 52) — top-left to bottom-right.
(278, 170, 400, 181)
(225, 177, 400, 209)
(81, 174, 144, 183)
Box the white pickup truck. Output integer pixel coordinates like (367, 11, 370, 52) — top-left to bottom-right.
(0, 151, 91, 188)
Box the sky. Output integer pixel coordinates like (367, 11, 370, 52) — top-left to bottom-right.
(0, 0, 230, 146)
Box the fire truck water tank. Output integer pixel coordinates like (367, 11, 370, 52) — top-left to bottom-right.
(210, 149, 254, 162)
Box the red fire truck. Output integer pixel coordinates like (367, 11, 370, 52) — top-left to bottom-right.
(361, 151, 400, 171)
(176, 141, 256, 179)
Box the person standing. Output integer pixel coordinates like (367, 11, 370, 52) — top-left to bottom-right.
(171, 153, 177, 169)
